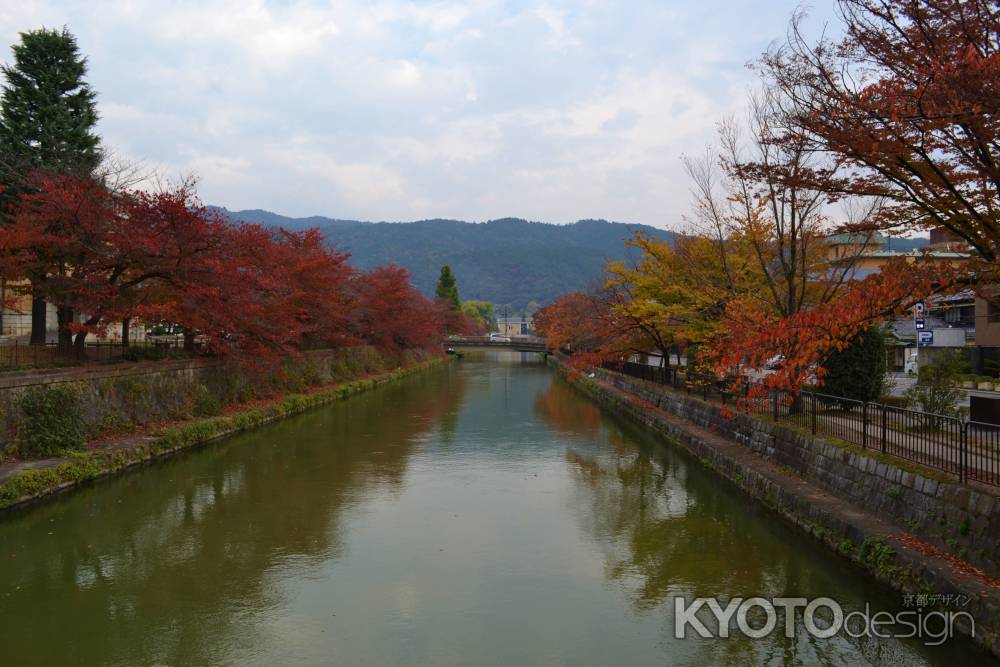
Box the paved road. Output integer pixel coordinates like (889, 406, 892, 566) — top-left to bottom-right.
(886, 372, 917, 398)
(887, 371, 1000, 416)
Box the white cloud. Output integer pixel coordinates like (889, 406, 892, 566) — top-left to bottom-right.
(385, 59, 423, 89)
(0, 0, 829, 227)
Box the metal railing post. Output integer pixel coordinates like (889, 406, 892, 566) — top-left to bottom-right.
(862, 402, 869, 449)
(960, 423, 968, 484)
(880, 404, 888, 454)
(811, 391, 817, 434)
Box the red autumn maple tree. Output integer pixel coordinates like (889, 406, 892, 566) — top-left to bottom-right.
(153, 221, 357, 365)
(0, 172, 138, 351)
(114, 183, 231, 349)
(352, 264, 441, 352)
(0, 171, 445, 367)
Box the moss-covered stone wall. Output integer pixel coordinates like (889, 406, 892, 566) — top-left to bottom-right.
(0, 347, 430, 460)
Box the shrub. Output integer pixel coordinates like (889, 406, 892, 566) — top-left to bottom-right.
(903, 350, 965, 419)
(15, 384, 86, 457)
(879, 395, 909, 408)
(191, 383, 222, 417)
(298, 362, 323, 388)
(981, 358, 1000, 379)
(859, 537, 897, 576)
(328, 347, 384, 381)
(821, 327, 888, 403)
(358, 347, 387, 374)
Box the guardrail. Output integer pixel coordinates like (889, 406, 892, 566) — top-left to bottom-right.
(602, 360, 1000, 488)
(0, 338, 193, 370)
(446, 336, 547, 350)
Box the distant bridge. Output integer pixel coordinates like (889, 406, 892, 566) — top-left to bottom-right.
(444, 336, 548, 353)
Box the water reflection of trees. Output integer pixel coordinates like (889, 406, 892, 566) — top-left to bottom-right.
(532, 377, 603, 439)
(561, 423, 961, 666)
(0, 367, 463, 666)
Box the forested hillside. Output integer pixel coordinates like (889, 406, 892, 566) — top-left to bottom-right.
(217, 208, 930, 310)
(216, 209, 678, 309)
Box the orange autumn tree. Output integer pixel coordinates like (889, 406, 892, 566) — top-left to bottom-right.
(603, 232, 741, 365)
(763, 0, 1000, 258)
(600, 93, 878, 384)
(534, 291, 623, 369)
(707, 0, 996, 389)
(543, 0, 990, 399)
(713, 258, 960, 391)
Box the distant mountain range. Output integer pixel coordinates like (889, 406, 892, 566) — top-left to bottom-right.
(214, 207, 930, 310)
(213, 208, 678, 310)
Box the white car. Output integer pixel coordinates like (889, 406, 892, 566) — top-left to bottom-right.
(489, 333, 511, 343)
(764, 354, 785, 370)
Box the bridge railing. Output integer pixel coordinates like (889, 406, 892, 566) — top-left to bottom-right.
(445, 335, 547, 346)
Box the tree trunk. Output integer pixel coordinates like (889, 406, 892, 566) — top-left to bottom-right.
(73, 330, 90, 357)
(121, 318, 130, 348)
(30, 296, 47, 345)
(56, 305, 74, 353)
(73, 316, 102, 357)
(183, 328, 195, 353)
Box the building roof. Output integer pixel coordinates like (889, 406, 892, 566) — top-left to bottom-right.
(826, 231, 887, 245)
(888, 316, 948, 342)
(930, 288, 976, 305)
(848, 249, 970, 259)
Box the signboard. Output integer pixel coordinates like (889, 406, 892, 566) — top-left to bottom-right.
(917, 331, 934, 346)
(914, 301, 926, 330)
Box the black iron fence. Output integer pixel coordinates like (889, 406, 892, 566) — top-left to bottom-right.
(602, 361, 1000, 488)
(0, 338, 193, 370)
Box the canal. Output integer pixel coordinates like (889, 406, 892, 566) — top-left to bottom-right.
(0, 352, 991, 665)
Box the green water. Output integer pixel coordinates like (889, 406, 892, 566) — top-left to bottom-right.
(0, 353, 991, 666)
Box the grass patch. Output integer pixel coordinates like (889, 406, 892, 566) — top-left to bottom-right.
(859, 537, 898, 578)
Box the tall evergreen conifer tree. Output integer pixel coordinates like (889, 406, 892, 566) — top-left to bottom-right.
(0, 27, 101, 343)
(435, 265, 461, 310)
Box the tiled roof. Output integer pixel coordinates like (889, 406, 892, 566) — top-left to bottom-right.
(826, 231, 887, 245)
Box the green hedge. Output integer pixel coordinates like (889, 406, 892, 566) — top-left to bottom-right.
(14, 384, 86, 458)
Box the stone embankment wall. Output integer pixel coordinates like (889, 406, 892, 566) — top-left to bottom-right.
(554, 359, 1000, 656)
(0, 347, 415, 458)
(0, 349, 444, 511)
(587, 366, 1000, 574)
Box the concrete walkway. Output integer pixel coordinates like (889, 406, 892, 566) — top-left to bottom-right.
(0, 433, 157, 485)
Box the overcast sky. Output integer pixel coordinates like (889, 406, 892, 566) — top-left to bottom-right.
(1, 1, 838, 228)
